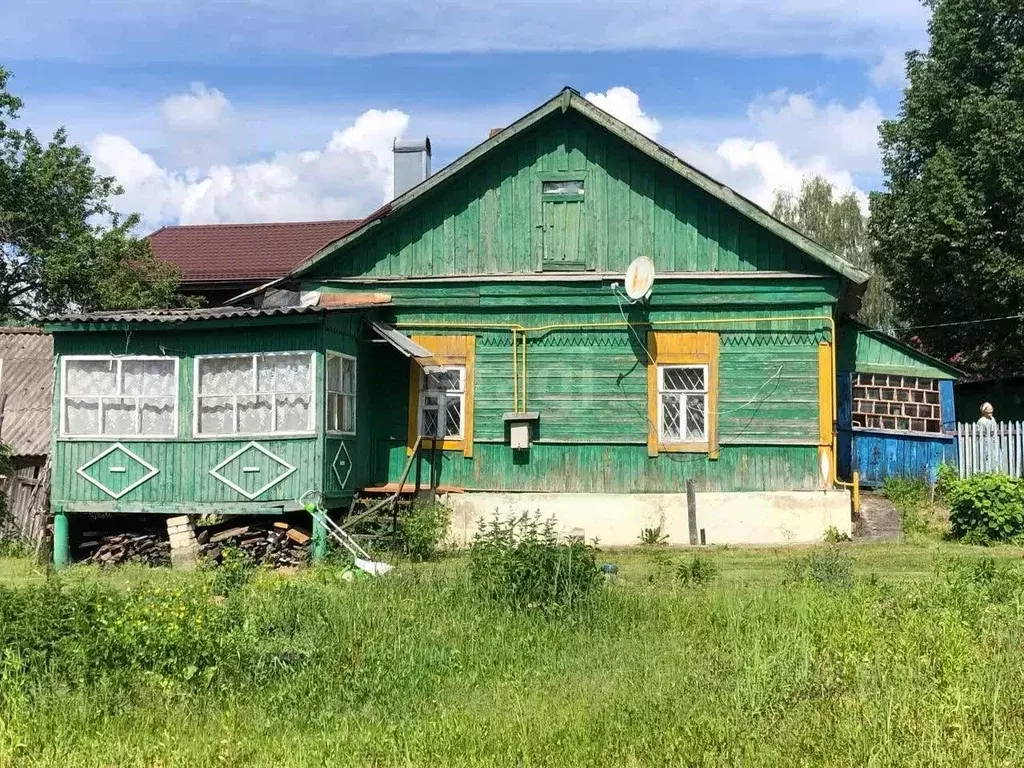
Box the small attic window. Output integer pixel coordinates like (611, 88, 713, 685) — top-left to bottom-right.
(542, 179, 584, 197)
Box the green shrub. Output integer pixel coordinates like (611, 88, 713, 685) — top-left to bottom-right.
(210, 546, 255, 596)
(945, 472, 1024, 543)
(469, 513, 602, 615)
(787, 549, 854, 588)
(823, 526, 852, 544)
(399, 501, 452, 561)
(676, 553, 718, 587)
(638, 524, 669, 546)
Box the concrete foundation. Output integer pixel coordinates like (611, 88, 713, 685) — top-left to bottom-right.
(443, 490, 852, 548)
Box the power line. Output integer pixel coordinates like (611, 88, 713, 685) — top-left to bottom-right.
(895, 313, 1024, 332)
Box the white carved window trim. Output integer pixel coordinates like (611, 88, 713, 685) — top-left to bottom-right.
(60, 355, 179, 439)
(193, 352, 315, 438)
(326, 351, 357, 436)
(418, 365, 466, 441)
(657, 364, 708, 444)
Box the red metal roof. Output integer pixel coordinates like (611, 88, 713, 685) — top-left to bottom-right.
(147, 219, 363, 284)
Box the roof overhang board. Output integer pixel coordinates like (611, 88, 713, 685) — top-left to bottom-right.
(289, 88, 870, 287)
(368, 321, 434, 361)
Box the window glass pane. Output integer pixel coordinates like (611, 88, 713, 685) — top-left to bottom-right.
(140, 398, 176, 436)
(425, 369, 462, 392)
(237, 395, 273, 433)
(542, 180, 584, 196)
(66, 360, 117, 396)
(661, 395, 682, 440)
(663, 367, 704, 392)
(422, 405, 440, 438)
(342, 394, 356, 432)
(65, 398, 99, 434)
(122, 359, 175, 396)
(198, 357, 252, 395)
(685, 396, 706, 440)
(327, 356, 342, 392)
(327, 392, 339, 431)
(257, 354, 310, 394)
(103, 398, 137, 435)
(276, 394, 311, 432)
(198, 396, 234, 435)
(444, 395, 463, 437)
(342, 358, 356, 394)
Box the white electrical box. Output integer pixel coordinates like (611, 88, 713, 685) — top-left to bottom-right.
(503, 412, 539, 450)
(509, 422, 530, 449)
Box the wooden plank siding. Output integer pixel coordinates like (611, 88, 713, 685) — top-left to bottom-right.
(303, 112, 831, 281)
(49, 319, 365, 512)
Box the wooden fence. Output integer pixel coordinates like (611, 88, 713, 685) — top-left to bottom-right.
(956, 421, 1024, 478)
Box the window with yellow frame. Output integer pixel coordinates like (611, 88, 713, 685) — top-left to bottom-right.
(647, 331, 719, 458)
(406, 335, 475, 457)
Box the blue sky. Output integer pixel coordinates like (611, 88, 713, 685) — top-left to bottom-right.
(1, 0, 930, 231)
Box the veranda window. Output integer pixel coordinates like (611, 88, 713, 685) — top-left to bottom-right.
(852, 373, 942, 433)
(418, 366, 465, 440)
(62, 357, 178, 437)
(326, 352, 357, 434)
(195, 353, 313, 436)
(657, 365, 708, 443)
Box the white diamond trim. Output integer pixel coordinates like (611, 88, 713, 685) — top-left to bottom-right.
(76, 443, 159, 500)
(209, 441, 297, 500)
(332, 442, 352, 489)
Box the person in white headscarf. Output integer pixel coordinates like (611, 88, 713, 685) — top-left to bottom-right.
(978, 402, 998, 471)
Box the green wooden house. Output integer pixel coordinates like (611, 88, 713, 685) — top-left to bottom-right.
(47, 88, 879, 561)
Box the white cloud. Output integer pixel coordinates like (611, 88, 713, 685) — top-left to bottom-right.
(584, 87, 662, 139)
(869, 48, 908, 88)
(662, 89, 882, 211)
(160, 82, 233, 166)
(91, 91, 410, 229)
(0, 0, 929, 62)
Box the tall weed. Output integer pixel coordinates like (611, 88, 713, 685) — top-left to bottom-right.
(469, 513, 602, 615)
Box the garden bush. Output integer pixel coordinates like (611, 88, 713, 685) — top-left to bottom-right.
(676, 553, 718, 587)
(944, 472, 1024, 544)
(786, 548, 854, 588)
(468, 513, 602, 614)
(399, 501, 452, 561)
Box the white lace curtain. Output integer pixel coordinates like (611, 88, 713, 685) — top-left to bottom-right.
(196, 353, 312, 435)
(64, 358, 176, 436)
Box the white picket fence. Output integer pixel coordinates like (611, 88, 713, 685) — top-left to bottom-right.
(957, 421, 1024, 478)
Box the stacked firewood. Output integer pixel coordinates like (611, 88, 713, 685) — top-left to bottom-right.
(198, 520, 311, 567)
(78, 532, 171, 567)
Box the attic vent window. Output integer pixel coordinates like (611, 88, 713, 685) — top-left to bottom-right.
(542, 180, 584, 198)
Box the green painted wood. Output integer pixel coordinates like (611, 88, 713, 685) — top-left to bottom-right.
(372, 441, 821, 493)
(838, 321, 959, 380)
(304, 112, 831, 281)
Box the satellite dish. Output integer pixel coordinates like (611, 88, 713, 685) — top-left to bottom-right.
(624, 256, 656, 301)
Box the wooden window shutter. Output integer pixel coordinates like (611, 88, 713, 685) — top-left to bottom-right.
(646, 331, 719, 459)
(406, 335, 475, 458)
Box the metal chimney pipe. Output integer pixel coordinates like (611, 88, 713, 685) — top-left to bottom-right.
(393, 138, 431, 198)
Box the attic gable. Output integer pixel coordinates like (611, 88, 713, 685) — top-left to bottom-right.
(294, 89, 869, 285)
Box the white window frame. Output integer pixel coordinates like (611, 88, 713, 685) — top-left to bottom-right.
(60, 355, 180, 440)
(418, 365, 466, 441)
(192, 351, 316, 438)
(657, 364, 709, 444)
(326, 351, 357, 436)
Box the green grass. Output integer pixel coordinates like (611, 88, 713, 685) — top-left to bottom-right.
(3, 541, 1024, 767)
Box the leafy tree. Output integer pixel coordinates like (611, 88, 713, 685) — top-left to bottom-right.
(870, 0, 1024, 376)
(771, 176, 893, 329)
(0, 65, 185, 319)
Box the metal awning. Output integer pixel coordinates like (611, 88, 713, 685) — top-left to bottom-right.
(368, 321, 433, 361)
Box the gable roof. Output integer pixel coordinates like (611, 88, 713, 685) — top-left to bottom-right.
(150, 219, 363, 285)
(290, 88, 870, 285)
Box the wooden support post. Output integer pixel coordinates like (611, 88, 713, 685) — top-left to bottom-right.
(686, 480, 698, 546)
(311, 513, 328, 562)
(52, 512, 70, 569)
